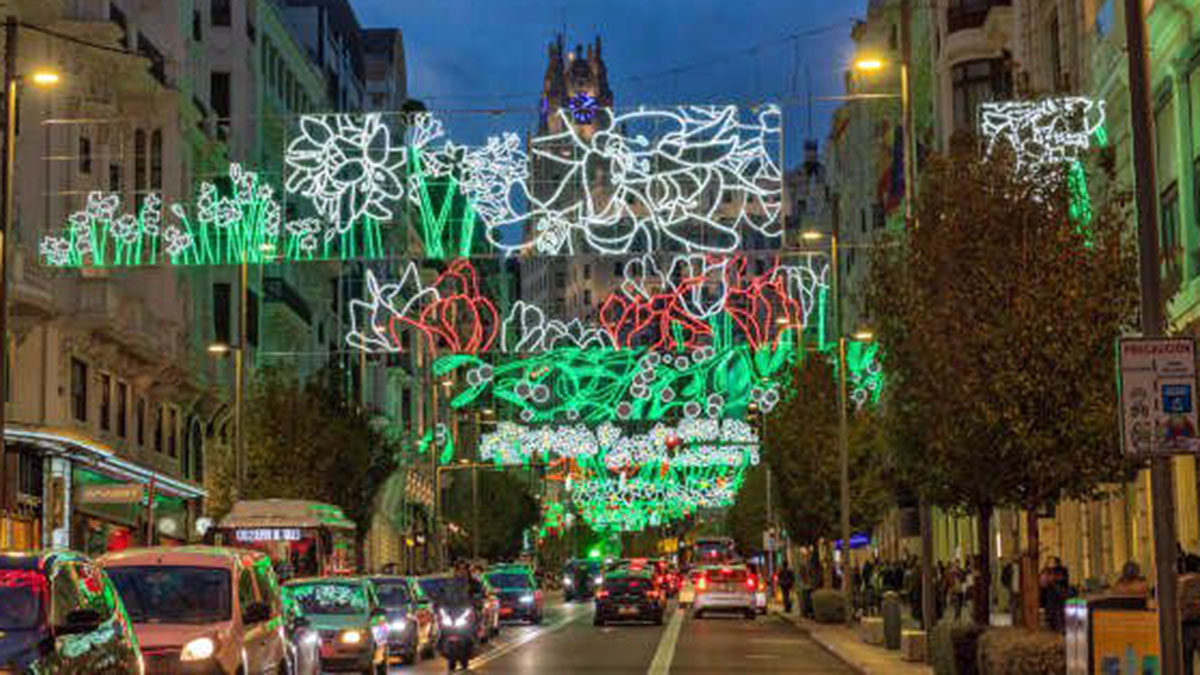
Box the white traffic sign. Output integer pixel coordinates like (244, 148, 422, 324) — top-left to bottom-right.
(1119, 337, 1198, 455)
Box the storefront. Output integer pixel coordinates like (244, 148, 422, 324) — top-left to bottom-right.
(5, 427, 206, 552)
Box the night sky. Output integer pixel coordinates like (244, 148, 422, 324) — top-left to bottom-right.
(350, 0, 867, 167)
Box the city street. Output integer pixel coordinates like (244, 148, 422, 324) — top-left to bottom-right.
(398, 594, 854, 674)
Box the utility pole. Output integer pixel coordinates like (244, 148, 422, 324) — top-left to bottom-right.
(0, 18, 15, 549)
(1124, 0, 1182, 671)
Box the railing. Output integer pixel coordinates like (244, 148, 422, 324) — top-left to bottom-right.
(947, 0, 1012, 33)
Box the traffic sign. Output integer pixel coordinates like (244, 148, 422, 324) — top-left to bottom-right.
(1119, 337, 1199, 455)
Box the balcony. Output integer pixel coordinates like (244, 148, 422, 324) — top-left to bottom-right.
(947, 0, 1012, 33)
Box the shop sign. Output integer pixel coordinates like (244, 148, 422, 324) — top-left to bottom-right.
(235, 528, 302, 543)
(78, 483, 144, 504)
(1119, 337, 1199, 455)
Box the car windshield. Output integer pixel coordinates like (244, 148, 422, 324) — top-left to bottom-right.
(417, 577, 471, 606)
(708, 568, 748, 583)
(0, 570, 45, 630)
(106, 566, 231, 624)
(485, 573, 531, 589)
(373, 581, 411, 608)
(606, 576, 650, 592)
(286, 582, 367, 616)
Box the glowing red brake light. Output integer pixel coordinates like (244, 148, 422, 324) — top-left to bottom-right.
(596, 589, 609, 599)
(746, 576, 757, 591)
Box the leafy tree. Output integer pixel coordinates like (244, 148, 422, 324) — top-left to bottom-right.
(444, 469, 539, 562)
(726, 465, 770, 557)
(764, 355, 891, 587)
(867, 140, 1138, 627)
(218, 366, 400, 566)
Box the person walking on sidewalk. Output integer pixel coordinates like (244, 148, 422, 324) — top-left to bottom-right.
(778, 561, 796, 613)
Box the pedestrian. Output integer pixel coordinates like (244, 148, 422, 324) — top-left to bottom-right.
(1111, 561, 1149, 599)
(778, 561, 796, 613)
(1040, 556, 1070, 632)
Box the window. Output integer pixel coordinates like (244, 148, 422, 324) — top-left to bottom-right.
(583, 289, 592, 306)
(150, 130, 162, 191)
(193, 10, 202, 41)
(1161, 183, 1181, 275)
(248, 289, 259, 347)
(213, 282, 232, 345)
(70, 358, 87, 422)
(108, 164, 121, 192)
(154, 405, 163, 453)
(99, 373, 111, 432)
(211, 0, 231, 27)
(210, 71, 231, 120)
(613, 262, 623, 277)
(583, 264, 591, 280)
(136, 396, 146, 446)
(1047, 11, 1062, 91)
(116, 382, 128, 438)
(860, 209, 867, 234)
(134, 129, 146, 210)
(78, 136, 91, 174)
(951, 58, 1012, 132)
(167, 407, 177, 457)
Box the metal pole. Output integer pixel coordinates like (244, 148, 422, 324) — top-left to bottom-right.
(765, 463, 773, 591)
(431, 372, 441, 570)
(838, 334, 851, 623)
(1124, 1, 1182, 671)
(0, 18, 15, 549)
(236, 259, 247, 492)
(472, 463, 479, 561)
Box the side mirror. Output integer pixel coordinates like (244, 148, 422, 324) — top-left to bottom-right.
(56, 608, 104, 636)
(242, 601, 271, 625)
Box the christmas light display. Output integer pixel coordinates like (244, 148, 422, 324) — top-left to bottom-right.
(843, 340, 884, 409)
(481, 419, 759, 532)
(346, 254, 828, 357)
(979, 98, 1106, 174)
(40, 164, 383, 268)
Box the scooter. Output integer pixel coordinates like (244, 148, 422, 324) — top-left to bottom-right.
(436, 602, 478, 672)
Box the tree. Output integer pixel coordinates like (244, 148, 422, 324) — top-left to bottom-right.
(764, 355, 891, 587)
(443, 469, 538, 562)
(726, 465, 770, 557)
(220, 366, 400, 566)
(867, 139, 1138, 627)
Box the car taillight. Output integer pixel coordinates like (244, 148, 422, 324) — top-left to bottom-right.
(758, 577, 766, 591)
(596, 589, 609, 599)
(746, 576, 757, 591)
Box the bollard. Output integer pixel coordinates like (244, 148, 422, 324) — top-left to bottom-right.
(882, 590, 902, 650)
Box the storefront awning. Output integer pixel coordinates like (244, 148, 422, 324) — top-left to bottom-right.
(6, 427, 206, 500)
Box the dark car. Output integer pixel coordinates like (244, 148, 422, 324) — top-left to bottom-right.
(562, 559, 604, 602)
(0, 551, 143, 674)
(484, 567, 543, 624)
(593, 568, 666, 626)
(367, 575, 437, 665)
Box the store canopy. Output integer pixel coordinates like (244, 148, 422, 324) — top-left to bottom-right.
(6, 426, 206, 500)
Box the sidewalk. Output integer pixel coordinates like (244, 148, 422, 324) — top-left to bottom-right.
(775, 610, 933, 675)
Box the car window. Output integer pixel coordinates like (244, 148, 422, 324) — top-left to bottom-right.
(106, 566, 233, 624)
(0, 569, 46, 629)
(238, 568, 256, 613)
(77, 564, 117, 618)
(708, 568, 748, 583)
(374, 581, 411, 608)
(485, 573, 532, 589)
(50, 562, 88, 626)
(286, 582, 368, 615)
(250, 559, 281, 616)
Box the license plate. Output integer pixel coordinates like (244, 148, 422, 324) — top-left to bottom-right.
(618, 606, 639, 616)
(319, 643, 335, 658)
(501, 607, 514, 615)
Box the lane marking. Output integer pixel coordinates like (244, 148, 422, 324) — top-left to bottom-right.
(646, 609, 684, 675)
(469, 602, 587, 669)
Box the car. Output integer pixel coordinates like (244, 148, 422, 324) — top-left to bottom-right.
(101, 545, 288, 675)
(593, 567, 666, 626)
(485, 566, 543, 624)
(0, 551, 143, 674)
(367, 575, 437, 665)
(678, 567, 706, 607)
(692, 565, 757, 619)
(416, 574, 499, 643)
(282, 577, 388, 674)
(562, 559, 604, 602)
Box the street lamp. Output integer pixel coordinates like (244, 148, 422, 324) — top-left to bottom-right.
(0, 16, 59, 547)
(207, 341, 244, 495)
(852, 55, 915, 225)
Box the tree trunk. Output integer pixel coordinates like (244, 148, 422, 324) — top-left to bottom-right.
(1021, 508, 1041, 630)
(972, 503, 992, 626)
(822, 539, 834, 589)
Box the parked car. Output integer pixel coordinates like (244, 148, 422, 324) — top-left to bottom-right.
(416, 574, 499, 643)
(100, 545, 288, 675)
(0, 551, 143, 674)
(561, 558, 604, 602)
(366, 575, 437, 665)
(282, 577, 388, 674)
(691, 565, 757, 619)
(485, 566, 543, 624)
(593, 567, 666, 626)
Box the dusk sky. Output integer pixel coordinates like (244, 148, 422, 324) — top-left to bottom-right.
(350, 1, 868, 166)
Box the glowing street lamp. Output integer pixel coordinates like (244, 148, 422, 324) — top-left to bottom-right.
(30, 70, 60, 86)
(853, 58, 884, 72)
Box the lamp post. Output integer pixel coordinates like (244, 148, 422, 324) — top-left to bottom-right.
(207, 341, 243, 492)
(0, 16, 59, 547)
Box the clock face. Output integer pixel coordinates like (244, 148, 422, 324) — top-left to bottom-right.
(568, 93, 599, 124)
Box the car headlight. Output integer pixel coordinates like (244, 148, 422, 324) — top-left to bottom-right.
(563, 575, 572, 585)
(593, 576, 603, 585)
(301, 630, 319, 647)
(519, 594, 535, 604)
(180, 637, 215, 661)
(389, 618, 408, 633)
(339, 629, 363, 645)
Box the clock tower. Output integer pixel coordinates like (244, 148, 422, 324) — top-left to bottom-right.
(538, 34, 614, 136)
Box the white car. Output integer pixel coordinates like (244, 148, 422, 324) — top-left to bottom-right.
(692, 566, 756, 620)
(678, 568, 706, 607)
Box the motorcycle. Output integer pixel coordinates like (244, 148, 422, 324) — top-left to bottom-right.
(436, 601, 478, 672)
